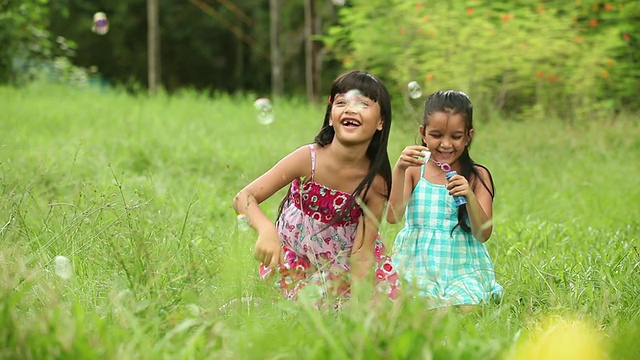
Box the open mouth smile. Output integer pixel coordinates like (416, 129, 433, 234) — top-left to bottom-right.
(437, 150, 454, 158)
(341, 118, 361, 127)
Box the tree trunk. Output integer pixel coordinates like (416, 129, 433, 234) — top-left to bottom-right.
(147, 0, 161, 93)
(312, 2, 322, 101)
(235, 18, 245, 89)
(304, 0, 319, 103)
(270, 0, 283, 97)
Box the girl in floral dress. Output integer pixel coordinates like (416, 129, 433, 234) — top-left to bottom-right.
(233, 70, 399, 301)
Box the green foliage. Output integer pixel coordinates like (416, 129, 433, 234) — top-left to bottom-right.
(574, 0, 640, 110)
(1, 84, 639, 358)
(324, 0, 640, 120)
(0, 0, 53, 83)
(0, 0, 95, 86)
(46, 0, 323, 94)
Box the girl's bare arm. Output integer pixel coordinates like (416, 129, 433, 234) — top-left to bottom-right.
(465, 166, 494, 242)
(232, 145, 310, 265)
(350, 175, 387, 279)
(387, 145, 426, 223)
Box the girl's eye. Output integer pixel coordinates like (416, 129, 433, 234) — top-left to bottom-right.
(453, 136, 463, 140)
(334, 100, 346, 106)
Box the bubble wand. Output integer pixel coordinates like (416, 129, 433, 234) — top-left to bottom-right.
(423, 151, 467, 206)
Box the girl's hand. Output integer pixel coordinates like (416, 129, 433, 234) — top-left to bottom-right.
(446, 173, 472, 198)
(254, 227, 284, 267)
(396, 145, 429, 171)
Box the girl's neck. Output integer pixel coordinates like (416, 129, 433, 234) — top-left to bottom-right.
(327, 142, 369, 165)
(427, 158, 460, 174)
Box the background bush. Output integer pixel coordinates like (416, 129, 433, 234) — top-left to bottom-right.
(2, 1, 638, 120)
(324, 0, 640, 120)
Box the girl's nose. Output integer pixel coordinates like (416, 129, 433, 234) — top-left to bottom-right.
(344, 100, 362, 114)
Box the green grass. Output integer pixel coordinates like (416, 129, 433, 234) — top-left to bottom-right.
(1, 83, 639, 359)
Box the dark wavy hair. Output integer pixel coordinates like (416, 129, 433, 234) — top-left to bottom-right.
(277, 70, 393, 229)
(421, 90, 495, 234)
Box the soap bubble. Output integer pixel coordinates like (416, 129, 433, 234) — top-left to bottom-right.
(298, 284, 324, 304)
(344, 89, 363, 102)
(237, 214, 249, 231)
(92, 12, 109, 35)
(407, 81, 422, 99)
(54, 255, 72, 279)
(421, 150, 431, 163)
(254, 98, 274, 125)
(344, 89, 366, 112)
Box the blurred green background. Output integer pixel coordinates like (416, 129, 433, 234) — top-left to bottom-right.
(1, 0, 638, 119)
(1, 1, 639, 359)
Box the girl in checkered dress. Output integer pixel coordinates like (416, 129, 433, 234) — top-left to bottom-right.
(387, 90, 502, 309)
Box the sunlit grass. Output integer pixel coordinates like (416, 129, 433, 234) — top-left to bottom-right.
(1, 82, 639, 359)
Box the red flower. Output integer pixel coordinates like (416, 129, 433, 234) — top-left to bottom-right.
(400, 27, 406, 35)
(547, 75, 558, 83)
(589, 19, 599, 27)
(502, 14, 514, 22)
(383, 263, 393, 272)
(604, 4, 613, 11)
(414, 4, 423, 11)
(466, 8, 474, 15)
(423, 16, 430, 22)
(623, 33, 630, 41)
(574, 36, 585, 43)
(602, 70, 610, 78)
(535, 71, 545, 79)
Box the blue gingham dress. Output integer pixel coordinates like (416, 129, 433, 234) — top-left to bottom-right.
(392, 165, 502, 308)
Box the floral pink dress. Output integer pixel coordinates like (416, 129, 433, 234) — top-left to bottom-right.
(259, 144, 400, 301)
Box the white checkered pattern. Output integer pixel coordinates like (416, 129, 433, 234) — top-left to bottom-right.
(392, 165, 503, 307)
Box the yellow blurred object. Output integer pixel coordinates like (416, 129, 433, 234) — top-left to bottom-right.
(510, 316, 606, 360)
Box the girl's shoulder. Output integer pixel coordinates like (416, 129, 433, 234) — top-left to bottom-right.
(471, 163, 495, 194)
(287, 144, 315, 161)
(405, 165, 422, 187)
(369, 172, 389, 197)
(274, 145, 313, 178)
(472, 163, 493, 180)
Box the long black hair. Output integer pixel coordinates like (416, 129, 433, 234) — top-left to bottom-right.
(421, 90, 494, 233)
(277, 70, 393, 226)
(316, 70, 393, 203)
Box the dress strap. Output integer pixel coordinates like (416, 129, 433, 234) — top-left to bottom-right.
(308, 144, 316, 180)
(420, 164, 425, 178)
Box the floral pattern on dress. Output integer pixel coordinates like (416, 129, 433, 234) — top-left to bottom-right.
(260, 242, 399, 301)
(258, 144, 400, 301)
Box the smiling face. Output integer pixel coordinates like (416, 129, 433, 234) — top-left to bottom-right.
(330, 89, 383, 145)
(420, 111, 473, 167)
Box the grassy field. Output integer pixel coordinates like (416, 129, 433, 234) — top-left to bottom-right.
(1, 83, 639, 359)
